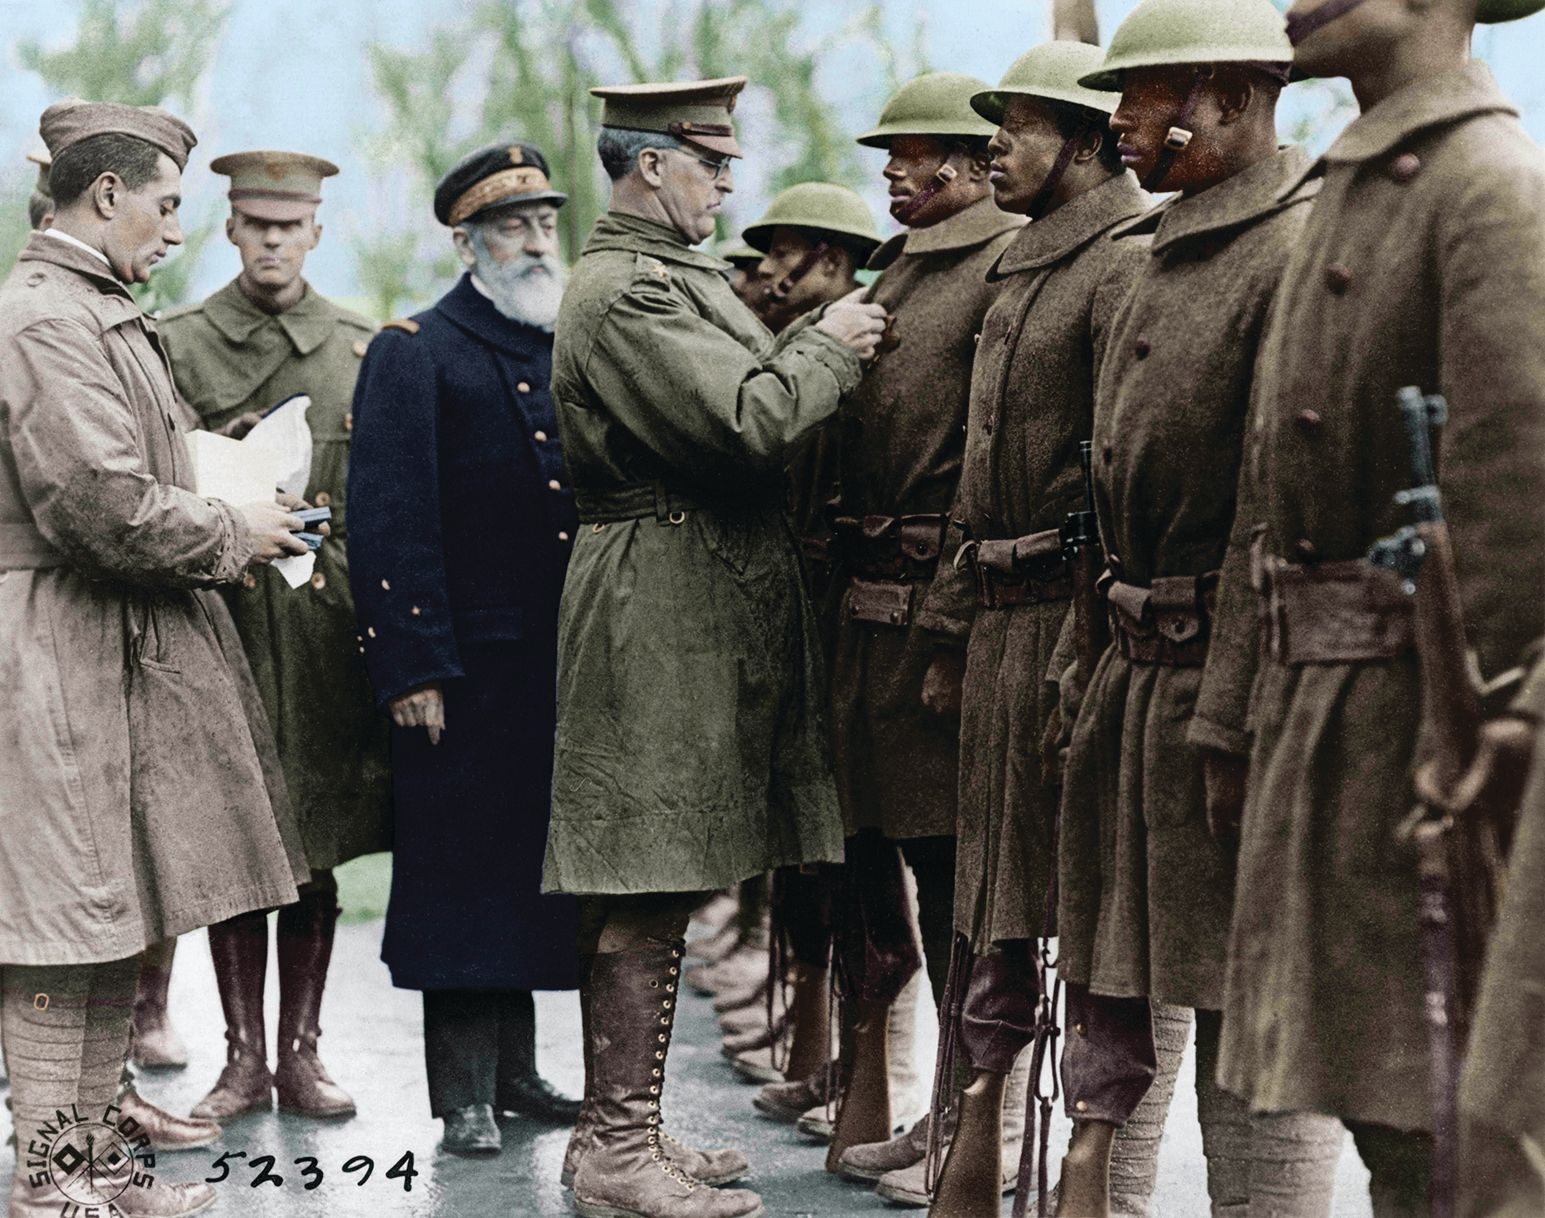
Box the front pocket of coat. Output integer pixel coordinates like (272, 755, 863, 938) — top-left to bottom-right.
(128, 600, 183, 674)
(697, 513, 754, 577)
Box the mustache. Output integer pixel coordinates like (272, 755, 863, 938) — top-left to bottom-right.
(501, 252, 565, 279)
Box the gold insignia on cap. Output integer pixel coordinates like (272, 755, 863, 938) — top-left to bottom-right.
(508, 146, 525, 166)
(448, 165, 555, 226)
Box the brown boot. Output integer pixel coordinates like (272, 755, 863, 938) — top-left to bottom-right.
(562, 954, 599, 1189)
(130, 938, 187, 1071)
(782, 963, 831, 1082)
(116, 1084, 222, 1152)
(929, 1068, 1007, 1217)
(1056, 1120, 1116, 1218)
(273, 887, 356, 1119)
(719, 1008, 790, 1058)
(753, 1065, 833, 1123)
(8, 1168, 216, 1217)
(826, 999, 891, 1173)
(571, 942, 764, 1218)
(191, 912, 273, 1122)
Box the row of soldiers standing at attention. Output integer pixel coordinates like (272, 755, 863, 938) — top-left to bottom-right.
(3, 0, 1544, 1215)
(540, 0, 1545, 1216)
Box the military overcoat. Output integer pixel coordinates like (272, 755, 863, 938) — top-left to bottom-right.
(161, 280, 391, 870)
(543, 213, 861, 896)
(0, 234, 308, 965)
(1059, 150, 1315, 1010)
(943, 174, 1147, 948)
(830, 196, 1022, 841)
(1195, 63, 1545, 1129)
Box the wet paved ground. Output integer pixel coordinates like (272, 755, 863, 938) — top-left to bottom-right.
(2, 909, 1377, 1217)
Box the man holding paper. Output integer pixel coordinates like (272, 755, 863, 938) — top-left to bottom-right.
(0, 99, 311, 1217)
(159, 150, 391, 1125)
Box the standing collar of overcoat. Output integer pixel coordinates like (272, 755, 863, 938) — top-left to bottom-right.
(1113, 146, 1317, 256)
(581, 211, 732, 273)
(201, 276, 334, 355)
(435, 272, 554, 357)
(869, 194, 1025, 273)
(987, 172, 1147, 280)
(17, 230, 140, 312)
(1281, 59, 1516, 197)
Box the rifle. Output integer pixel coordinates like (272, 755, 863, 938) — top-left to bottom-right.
(1368, 386, 1510, 1218)
(1062, 440, 1110, 685)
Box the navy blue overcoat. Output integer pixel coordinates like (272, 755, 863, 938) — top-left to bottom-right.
(348, 274, 579, 991)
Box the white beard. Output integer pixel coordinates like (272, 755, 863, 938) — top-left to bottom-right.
(473, 253, 568, 330)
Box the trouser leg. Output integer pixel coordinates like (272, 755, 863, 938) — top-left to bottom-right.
(1194, 1009, 1251, 1218)
(1348, 1120, 1433, 1218)
(899, 835, 958, 1010)
(422, 990, 500, 1118)
(1460, 1119, 1545, 1218)
(958, 942, 1038, 1074)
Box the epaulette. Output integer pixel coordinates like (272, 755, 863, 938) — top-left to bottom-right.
(382, 318, 420, 335)
(633, 254, 672, 285)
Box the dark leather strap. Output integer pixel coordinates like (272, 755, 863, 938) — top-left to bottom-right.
(893, 152, 961, 224)
(1255, 546, 1416, 665)
(1142, 67, 1212, 193)
(1028, 129, 1090, 222)
(1107, 572, 1218, 666)
(770, 241, 832, 301)
(832, 513, 949, 579)
(574, 482, 704, 525)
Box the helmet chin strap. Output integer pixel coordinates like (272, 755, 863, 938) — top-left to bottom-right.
(769, 240, 833, 301)
(1141, 65, 1213, 193)
(894, 148, 963, 225)
(1285, 0, 1370, 47)
(1026, 125, 1093, 221)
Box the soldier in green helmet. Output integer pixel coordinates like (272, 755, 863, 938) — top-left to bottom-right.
(908, 41, 1153, 1217)
(1052, 1, 1349, 1213)
(1194, 0, 1545, 1213)
(718, 242, 765, 309)
(822, 70, 1025, 1200)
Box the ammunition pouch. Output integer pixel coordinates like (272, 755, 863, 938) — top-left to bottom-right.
(834, 513, 948, 628)
(1107, 571, 1218, 667)
(846, 578, 915, 627)
(956, 528, 1072, 610)
(1253, 534, 1415, 665)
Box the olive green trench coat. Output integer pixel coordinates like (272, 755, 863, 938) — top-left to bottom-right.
(0, 234, 308, 965)
(1196, 63, 1545, 1130)
(161, 279, 391, 870)
(946, 174, 1147, 948)
(1059, 150, 1315, 1010)
(830, 196, 1022, 842)
(543, 213, 860, 896)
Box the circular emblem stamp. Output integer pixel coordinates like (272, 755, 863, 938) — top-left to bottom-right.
(25, 1103, 155, 1209)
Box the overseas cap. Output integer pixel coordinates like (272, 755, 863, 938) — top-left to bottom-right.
(1079, 0, 1292, 92)
(856, 72, 998, 148)
(40, 98, 197, 170)
(434, 142, 567, 227)
(742, 182, 881, 256)
(592, 76, 748, 159)
(210, 149, 339, 222)
(26, 149, 51, 197)
(1479, 0, 1545, 19)
(973, 42, 1119, 125)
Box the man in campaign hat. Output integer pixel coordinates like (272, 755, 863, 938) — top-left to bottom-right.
(545, 76, 885, 1218)
(158, 150, 391, 1127)
(1196, 0, 1545, 1212)
(0, 98, 312, 1218)
(348, 140, 584, 1157)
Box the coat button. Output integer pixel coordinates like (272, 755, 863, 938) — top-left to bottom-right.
(1324, 264, 1353, 295)
(559, 531, 571, 542)
(548, 479, 562, 492)
(344, 413, 353, 432)
(311, 572, 327, 590)
(517, 381, 531, 393)
(367, 625, 376, 637)
(315, 491, 332, 507)
(1294, 408, 1322, 433)
(1075, 1100, 1089, 1113)
(1294, 538, 1318, 561)
(534, 430, 549, 443)
(411, 605, 421, 616)
(243, 572, 257, 590)
(1135, 337, 1151, 359)
(381, 578, 391, 591)
(1389, 152, 1421, 183)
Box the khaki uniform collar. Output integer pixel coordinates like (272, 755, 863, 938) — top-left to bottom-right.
(583, 211, 730, 272)
(203, 278, 333, 355)
(18, 230, 135, 301)
(1282, 60, 1515, 197)
(989, 173, 1147, 278)
(870, 195, 1025, 272)
(1117, 146, 1317, 255)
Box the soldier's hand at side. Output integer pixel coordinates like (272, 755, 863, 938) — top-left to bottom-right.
(390, 684, 446, 746)
(1203, 749, 1248, 846)
(920, 648, 966, 717)
(240, 499, 308, 564)
(815, 288, 888, 362)
(1418, 713, 1535, 850)
(218, 411, 264, 440)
